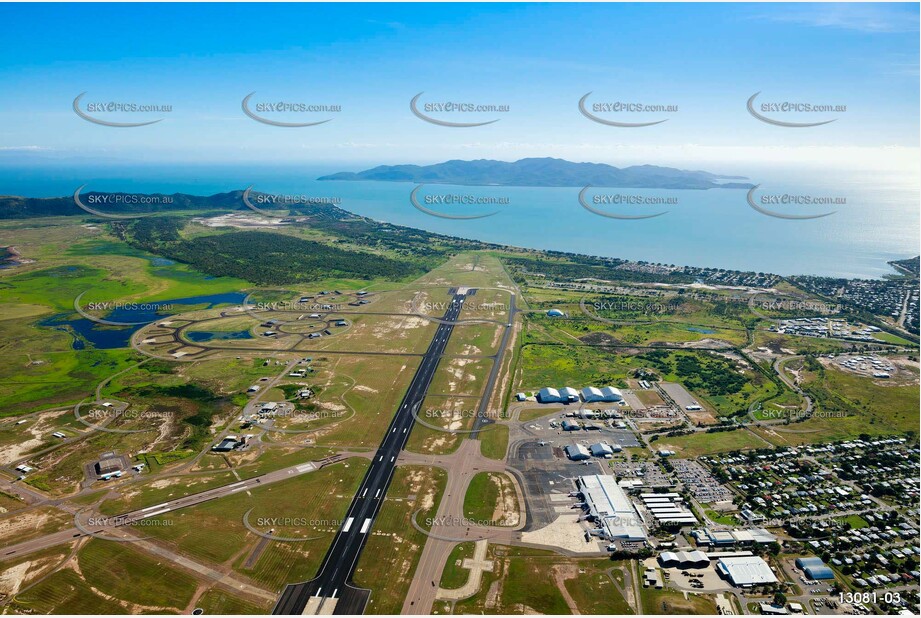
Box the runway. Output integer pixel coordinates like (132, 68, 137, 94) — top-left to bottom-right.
(272, 289, 473, 615)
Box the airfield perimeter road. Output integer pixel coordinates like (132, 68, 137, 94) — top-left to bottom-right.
(272, 289, 474, 616)
(0, 459, 331, 561)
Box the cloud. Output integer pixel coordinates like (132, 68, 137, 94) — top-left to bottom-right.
(756, 3, 919, 33)
(0, 145, 50, 151)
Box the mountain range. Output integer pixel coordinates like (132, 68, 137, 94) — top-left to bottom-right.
(317, 157, 753, 189)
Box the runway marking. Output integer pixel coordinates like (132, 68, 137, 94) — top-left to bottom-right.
(141, 502, 169, 512)
(378, 455, 383, 461)
(375, 489, 381, 498)
(139, 508, 171, 518)
(342, 517, 354, 532)
(362, 488, 368, 497)
(360, 518, 372, 533)
(390, 456, 395, 462)
(332, 589, 338, 598)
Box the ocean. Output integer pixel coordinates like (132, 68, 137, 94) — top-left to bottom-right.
(1, 162, 917, 279)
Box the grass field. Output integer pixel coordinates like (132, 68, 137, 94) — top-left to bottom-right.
(439, 542, 476, 590)
(463, 472, 519, 527)
(478, 423, 509, 460)
(353, 465, 447, 614)
(136, 459, 367, 591)
(755, 361, 920, 446)
(639, 585, 717, 614)
(194, 588, 272, 614)
(11, 538, 200, 614)
(449, 547, 627, 614)
(654, 428, 773, 457)
(564, 566, 634, 614)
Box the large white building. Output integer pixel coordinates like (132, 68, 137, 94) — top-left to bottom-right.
(716, 556, 778, 587)
(581, 386, 624, 403)
(565, 444, 590, 460)
(559, 387, 580, 402)
(578, 474, 647, 542)
(537, 387, 563, 403)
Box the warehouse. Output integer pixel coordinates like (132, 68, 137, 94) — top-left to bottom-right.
(600, 386, 624, 402)
(537, 387, 563, 403)
(565, 444, 590, 460)
(561, 419, 581, 431)
(581, 386, 605, 402)
(795, 556, 835, 580)
(658, 549, 710, 569)
(589, 442, 616, 457)
(640, 493, 698, 525)
(559, 387, 580, 402)
(577, 474, 647, 541)
(716, 556, 778, 587)
(95, 454, 122, 477)
(581, 386, 624, 402)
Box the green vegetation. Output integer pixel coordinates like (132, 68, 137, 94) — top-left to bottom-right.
(118, 219, 428, 285)
(463, 472, 519, 526)
(439, 542, 476, 589)
(478, 423, 509, 460)
(354, 465, 447, 614)
(639, 585, 717, 614)
(657, 428, 772, 457)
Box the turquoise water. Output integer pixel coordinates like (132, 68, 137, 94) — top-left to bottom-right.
(1, 163, 917, 279)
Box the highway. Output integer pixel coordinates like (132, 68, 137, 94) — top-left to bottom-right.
(272, 289, 473, 615)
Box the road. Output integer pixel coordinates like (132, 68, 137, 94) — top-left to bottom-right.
(0, 460, 322, 560)
(272, 289, 474, 615)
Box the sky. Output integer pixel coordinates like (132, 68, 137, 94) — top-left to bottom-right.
(0, 2, 918, 174)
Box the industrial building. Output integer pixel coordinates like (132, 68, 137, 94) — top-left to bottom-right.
(564, 444, 590, 460)
(692, 528, 777, 546)
(561, 419, 581, 431)
(589, 442, 616, 457)
(658, 550, 710, 569)
(95, 454, 122, 477)
(537, 387, 563, 403)
(212, 436, 242, 452)
(795, 556, 835, 580)
(559, 387, 580, 402)
(581, 386, 624, 402)
(716, 556, 778, 587)
(577, 475, 647, 542)
(640, 493, 698, 525)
